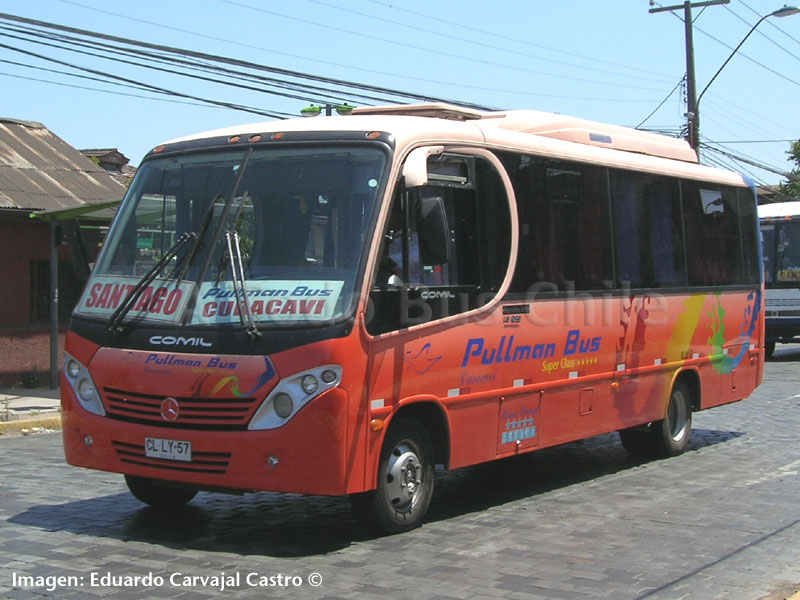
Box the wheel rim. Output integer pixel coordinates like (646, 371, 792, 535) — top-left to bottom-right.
(668, 390, 690, 442)
(383, 439, 424, 514)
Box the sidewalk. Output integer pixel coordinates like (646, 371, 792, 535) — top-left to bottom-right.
(0, 387, 62, 436)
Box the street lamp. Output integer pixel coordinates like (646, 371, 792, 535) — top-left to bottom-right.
(696, 5, 800, 110)
(692, 4, 800, 155)
(650, 3, 800, 157)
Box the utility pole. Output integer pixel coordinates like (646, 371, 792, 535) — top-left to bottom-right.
(649, 0, 729, 158)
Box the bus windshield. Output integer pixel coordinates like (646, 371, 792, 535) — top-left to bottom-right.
(82, 145, 387, 327)
(762, 220, 800, 284)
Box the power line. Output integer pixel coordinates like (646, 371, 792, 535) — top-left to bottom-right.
(724, 2, 800, 62)
(701, 140, 790, 177)
(738, 0, 800, 48)
(220, 0, 671, 93)
(0, 38, 288, 119)
(0, 25, 341, 107)
(691, 20, 800, 88)
(636, 77, 685, 128)
(365, 0, 679, 81)
(710, 139, 795, 144)
(0, 22, 400, 107)
(700, 111, 787, 175)
(301, 0, 677, 86)
(0, 68, 262, 112)
(0, 11, 478, 108)
(656, 3, 800, 87)
(52, 0, 670, 106)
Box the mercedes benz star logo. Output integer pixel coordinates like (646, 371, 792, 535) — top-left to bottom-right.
(160, 397, 180, 421)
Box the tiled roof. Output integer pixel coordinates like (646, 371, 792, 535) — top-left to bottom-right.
(0, 118, 126, 212)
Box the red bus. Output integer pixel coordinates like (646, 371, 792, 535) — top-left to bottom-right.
(62, 103, 764, 533)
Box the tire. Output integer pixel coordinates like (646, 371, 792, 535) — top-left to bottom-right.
(350, 418, 434, 534)
(650, 379, 692, 457)
(124, 475, 198, 508)
(765, 341, 776, 359)
(619, 379, 692, 458)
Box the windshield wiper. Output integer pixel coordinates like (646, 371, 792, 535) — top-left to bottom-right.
(107, 231, 196, 335)
(225, 230, 260, 339)
(174, 194, 222, 283)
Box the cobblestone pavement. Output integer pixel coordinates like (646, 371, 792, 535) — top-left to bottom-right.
(2, 349, 800, 600)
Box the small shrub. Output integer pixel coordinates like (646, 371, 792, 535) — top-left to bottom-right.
(21, 368, 41, 389)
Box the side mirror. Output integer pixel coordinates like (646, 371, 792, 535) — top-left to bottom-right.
(417, 196, 451, 266)
(402, 146, 444, 188)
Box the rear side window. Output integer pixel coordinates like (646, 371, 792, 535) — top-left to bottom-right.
(683, 181, 744, 286)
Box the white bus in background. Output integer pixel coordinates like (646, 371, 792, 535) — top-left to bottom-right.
(759, 201, 800, 357)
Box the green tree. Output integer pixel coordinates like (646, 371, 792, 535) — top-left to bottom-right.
(780, 140, 800, 200)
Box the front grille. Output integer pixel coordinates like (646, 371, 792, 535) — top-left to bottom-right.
(112, 441, 231, 474)
(102, 387, 259, 430)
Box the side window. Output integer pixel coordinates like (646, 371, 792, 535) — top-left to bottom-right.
(502, 153, 613, 293)
(738, 187, 760, 285)
(611, 170, 685, 288)
(682, 181, 742, 286)
(367, 153, 511, 335)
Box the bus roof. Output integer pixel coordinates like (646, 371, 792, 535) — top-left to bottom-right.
(160, 103, 749, 186)
(353, 104, 698, 163)
(758, 201, 800, 220)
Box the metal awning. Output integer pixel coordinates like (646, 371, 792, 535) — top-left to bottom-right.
(28, 198, 122, 221)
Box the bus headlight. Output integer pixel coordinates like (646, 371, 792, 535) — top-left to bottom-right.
(301, 374, 318, 394)
(66, 358, 81, 379)
(78, 379, 97, 402)
(249, 365, 342, 430)
(63, 351, 105, 416)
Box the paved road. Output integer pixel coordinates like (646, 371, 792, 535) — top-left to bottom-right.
(2, 348, 800, 600)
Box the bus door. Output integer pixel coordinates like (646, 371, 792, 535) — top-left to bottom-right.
(365, 147, 517, 469)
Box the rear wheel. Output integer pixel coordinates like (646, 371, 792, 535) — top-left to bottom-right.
(765, 341, 776, 359)
(619, 379, 693, 458)
(350, 418, 434, 534)
(651, 380, 692, 457)
(124, 475, 198, 508)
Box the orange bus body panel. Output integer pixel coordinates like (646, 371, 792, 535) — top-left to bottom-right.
(65, 287, 762, 496)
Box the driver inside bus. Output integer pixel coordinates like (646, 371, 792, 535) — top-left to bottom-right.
(376, 201, 420, 287)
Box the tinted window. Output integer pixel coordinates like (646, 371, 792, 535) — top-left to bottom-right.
(610, 170, 685, 288)
(738, 187, 760, 285)
(501, 154, 613, 293)
(683, 181, 742, 285)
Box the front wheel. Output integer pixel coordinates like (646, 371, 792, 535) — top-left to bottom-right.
(350, 418, 434, 534)
(125, 475, 198, 509)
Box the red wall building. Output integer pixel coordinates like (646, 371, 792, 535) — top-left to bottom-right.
(0, 119, 127, 387)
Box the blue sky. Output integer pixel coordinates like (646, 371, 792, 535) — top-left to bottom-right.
(1, 0, 798, 186)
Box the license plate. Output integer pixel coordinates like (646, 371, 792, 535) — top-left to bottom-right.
(144, 437, 192, 462)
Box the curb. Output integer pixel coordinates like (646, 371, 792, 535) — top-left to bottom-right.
(0, 415, 62, 436)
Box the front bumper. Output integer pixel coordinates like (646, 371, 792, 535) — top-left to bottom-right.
(61, 378, 356, 496)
